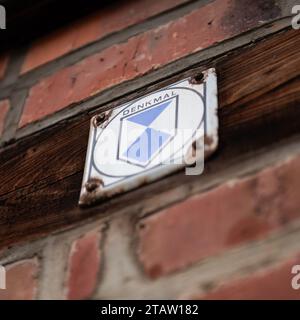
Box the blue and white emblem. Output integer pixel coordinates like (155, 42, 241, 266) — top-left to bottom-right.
(79, 68, 218, 206)
(118, 96, 178, 167)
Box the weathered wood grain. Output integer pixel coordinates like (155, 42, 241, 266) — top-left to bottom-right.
(0, 28, 299, 248)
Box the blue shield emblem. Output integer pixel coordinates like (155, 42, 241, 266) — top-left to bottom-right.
(118, 96, 178, 167)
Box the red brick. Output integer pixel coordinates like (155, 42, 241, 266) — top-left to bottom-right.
(0, 99, 9, 136)
(66, 230, 101, 300)
(0, 54, 9, 80)
(188, 253, 300, 300)
(19, 0, 281, 127)
(0, 258, 39, 300)
(21, 0, 189, 74)
(137, 155, 300, 278)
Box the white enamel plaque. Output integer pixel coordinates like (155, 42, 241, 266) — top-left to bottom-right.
(79, 68, 218, 206)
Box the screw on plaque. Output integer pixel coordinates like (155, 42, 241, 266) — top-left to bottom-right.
(189, 72, 204, 84)
(85, 178, 103, 192)
(93, 113, 106, 127)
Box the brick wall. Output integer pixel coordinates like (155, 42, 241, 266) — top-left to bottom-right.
(0, 0, 300, 300)
(1, 153, 300, 299)
(0, 0, 292, 141)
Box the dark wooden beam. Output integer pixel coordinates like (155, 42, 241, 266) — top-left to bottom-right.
(0, 28, 299, 248)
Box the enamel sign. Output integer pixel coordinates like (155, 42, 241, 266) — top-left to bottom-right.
(79, 68, 218, 206)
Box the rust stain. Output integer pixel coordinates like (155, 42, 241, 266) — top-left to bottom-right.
(204, 134, 218, 159)
(79, 183, 126, 207)
(189, 73, 204, 85)
(92, 109, 113, 128)
(85, 177, 103, 192)
(204, 135, 214, 147)
(92, 114, 105, 128)
(184, 139, 198, 165)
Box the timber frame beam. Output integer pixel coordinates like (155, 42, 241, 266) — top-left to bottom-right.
(0, 27, 299, 249)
